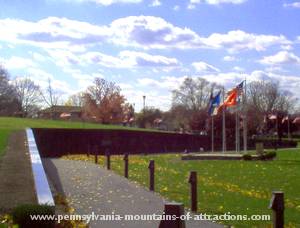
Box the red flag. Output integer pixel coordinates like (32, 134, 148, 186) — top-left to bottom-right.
(217, 88, 238, 113)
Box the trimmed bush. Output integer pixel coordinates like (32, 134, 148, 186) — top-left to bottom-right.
(254, 139, 297, 149)
(242, 154, 252, 161)
(260, 151, 277, 160)
(12, 204, 55, 228)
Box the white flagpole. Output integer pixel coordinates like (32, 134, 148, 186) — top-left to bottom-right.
(288, 115, 291, 140)
(236, 107, 238, 153)
(212, 115, 214, 153)
(276, 113, 279, 140)
(222, 87, 226, 154)
(238, 110, 240, 153)
(243, 77, 247, 153)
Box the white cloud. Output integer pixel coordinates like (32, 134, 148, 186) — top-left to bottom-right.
(61, 0, 142, 5)
(187, 4, 196, 9)
(250, 70, 300, 99)
(281, 45, 293, 50)
(203, 30, 291, 52)
(223, 55, 236, 61)
(30, 52, 47, 62)
(0, 56, 36, 70)
(265, 66, 286, 73)
(232, 66, 245, 72)
(120, 51, 179, 67)
(82, 50, 180, 68)
(110, 16, 204, 49)
(20, 67, 74, 101)
(190, 0, 247, 4)
(283, 2, 300, 8)
(46, 49, 83, 67)
(199, 72, 244, 88)
(149, 0, 161, 7)
(188, 0, 247, 9)
(71, 72, 98, 89)
(0, 17, 110, 50)
(0, 16, 292, 53)
(249, 70, 272, 81)
(173, 5, 180, 11)
(111, 17, 291, 51)
(259, 51, 300, 65)
(192, 61, 220, 73)
(138, 75, 187, 90)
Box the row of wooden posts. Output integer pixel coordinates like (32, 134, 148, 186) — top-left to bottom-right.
(89, 151, 285, 228)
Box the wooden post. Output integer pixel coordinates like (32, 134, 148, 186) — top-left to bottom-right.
(106, 150, 111, 170)
(94, 145, 98, 164)
(159, 202, 186, 228)
(87, 144, 90, 157)
(124, 153, 129, 178)
(188, 171, 197, 212)
(148, 160, 155, 191)
(269, 191, 284, 228)
(95, 152, 98, 164)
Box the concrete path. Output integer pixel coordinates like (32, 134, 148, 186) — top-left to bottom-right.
(0, 131, 37, 213)
(43, 158, 223, 228)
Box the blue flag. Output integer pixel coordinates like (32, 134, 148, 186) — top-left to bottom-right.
(208, 91, 221, 116)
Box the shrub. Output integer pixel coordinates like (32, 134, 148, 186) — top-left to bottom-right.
(260, 151, 277, 160)
(242, 153, 252, 160)
(12, 204, 55, 228)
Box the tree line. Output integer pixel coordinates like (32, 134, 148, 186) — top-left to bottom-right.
(0, 64, 298, 137)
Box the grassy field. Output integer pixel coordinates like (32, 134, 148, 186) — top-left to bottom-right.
(0, 129, 11, 159)
(1, 117, 299, 227)
(64, 149, 300, 227)
(0, 117, 149, 131)
(0, 117, 155, 159)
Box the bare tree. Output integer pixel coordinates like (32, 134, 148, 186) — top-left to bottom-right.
(41, 78, 59, 107)
(247, 80, 295, 114)
(0, 65, 21, 115)
(13, 78, 41, 117)
(172, 77, 221, 111)
(246, 80, 297, 136)
(65, 92, 84, 107)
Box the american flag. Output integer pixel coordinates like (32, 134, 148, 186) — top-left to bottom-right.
(236, 80, 244, 94)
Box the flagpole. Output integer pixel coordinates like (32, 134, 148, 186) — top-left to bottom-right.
(238, 110, 240, 153)
(288, 115, 291, 140)
(211, 115, 214, 153)
(243, 77, 247, 153)
(276, 112, 279, 140)
(236, 107, 238, 153)
(222, 87, 226, 154)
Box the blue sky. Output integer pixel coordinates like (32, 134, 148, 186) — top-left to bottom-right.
(1, 0, 300, 111)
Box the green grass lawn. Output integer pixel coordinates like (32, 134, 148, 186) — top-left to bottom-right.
(1, 117, 299, 227)
(0, 117, 150, 131)
(64, 149, 300, 227)
(0, 117, 156, 159)
(0, 129, 11, 159)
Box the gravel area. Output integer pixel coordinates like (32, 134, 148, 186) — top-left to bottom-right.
(43, 158, 223, 228)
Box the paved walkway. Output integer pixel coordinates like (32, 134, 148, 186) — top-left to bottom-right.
(43, 158, 223, 228)
(0, 131, 37, 213)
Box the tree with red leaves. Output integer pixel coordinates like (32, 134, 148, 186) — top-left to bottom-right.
(82, 78, 126, 124)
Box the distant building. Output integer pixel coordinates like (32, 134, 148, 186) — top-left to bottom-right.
(38, 105, 82, 120)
